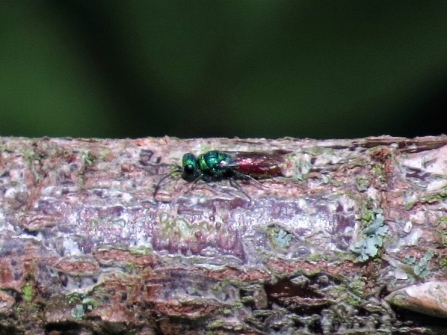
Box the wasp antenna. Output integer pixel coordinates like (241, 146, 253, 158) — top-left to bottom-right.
(145, 162, 174, 168)
(153, 167, 181, 199)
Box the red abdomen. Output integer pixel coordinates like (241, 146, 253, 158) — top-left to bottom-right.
(234, 165, 282, 179)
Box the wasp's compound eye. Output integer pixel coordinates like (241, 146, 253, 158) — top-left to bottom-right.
(184, 164, 195, 175)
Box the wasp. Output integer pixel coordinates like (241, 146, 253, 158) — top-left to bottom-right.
(154, 150, 287, 200)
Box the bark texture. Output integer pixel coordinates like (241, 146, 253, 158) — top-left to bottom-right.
(1, 136, 447, 334)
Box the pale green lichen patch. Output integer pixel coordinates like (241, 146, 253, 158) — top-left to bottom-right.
(294, 158, 312, 181)
(67, 292, 98, 321)
(80, 149, 96, 166)
(71, 304, 85, 320)
(403, 185, 447, 210)
(350, 209, 388, 262)
(355, 175, 371, 192)
(268, 226, 293, 250)
(128, 246, 152, 256)
(158, 214, 212, 243)
(21, 283, 33, 302)
(404, 251, 434, 278)
(440, 256, 447, 269)
(155, 210, 243, 258)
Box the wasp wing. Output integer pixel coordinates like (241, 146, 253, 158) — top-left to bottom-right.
(220, 151, 288, 178)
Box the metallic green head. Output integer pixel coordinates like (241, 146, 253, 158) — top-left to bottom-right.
(182, 153, 200, 181)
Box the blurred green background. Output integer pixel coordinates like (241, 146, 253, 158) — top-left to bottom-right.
(1, 1, 447, 139)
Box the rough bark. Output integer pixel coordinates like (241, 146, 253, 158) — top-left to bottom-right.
(1, 136, 447, 334)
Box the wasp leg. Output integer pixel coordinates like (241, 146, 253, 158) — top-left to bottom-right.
(182, 173, 206, 195)
(229, 178, 252, 200)
(153, 167, 182, 199)
(232, 170, 266, 190)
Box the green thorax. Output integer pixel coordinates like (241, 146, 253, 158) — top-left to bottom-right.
(198, 151, 232, 176)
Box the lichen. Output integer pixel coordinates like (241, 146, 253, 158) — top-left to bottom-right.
(71, 304, 85, 320)
(406, 189, 447, 210)
(440, 256, 447, 269)
(404, 251, 434, 278)
(81, 149, 96, 166)
(350, 209, 388, 262)
(355, 176, 371, 192)
(67, 293, 98, 320)
(268, 226, 293, 249)
(21, 283, 33, 302)
(293, 159, 312, 181)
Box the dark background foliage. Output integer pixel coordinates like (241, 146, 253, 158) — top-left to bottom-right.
(1, 1, 447, 139)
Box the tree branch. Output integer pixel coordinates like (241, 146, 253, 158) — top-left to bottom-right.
(1, 136, 447, 334)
